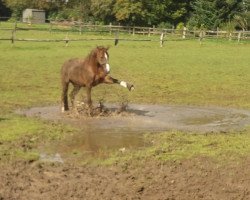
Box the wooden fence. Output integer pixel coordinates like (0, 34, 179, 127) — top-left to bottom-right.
(0, 20, 249, 47)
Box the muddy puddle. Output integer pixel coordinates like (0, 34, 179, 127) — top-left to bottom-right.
(18, 104, 250, 161)
(39, 127, 149, 162)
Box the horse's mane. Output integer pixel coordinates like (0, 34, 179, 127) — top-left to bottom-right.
(84, 46, 105, 64)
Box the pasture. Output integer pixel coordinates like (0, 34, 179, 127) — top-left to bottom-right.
(0, 27, 250, 199)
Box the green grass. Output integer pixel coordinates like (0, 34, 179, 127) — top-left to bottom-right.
(0, 115, 74, 142)
(147, 130, 250, 160)
(0, 115, 75, 161)
(93, 128, 250, 166)
(1, 39, 249, 113)
(0, 23, 250, 163)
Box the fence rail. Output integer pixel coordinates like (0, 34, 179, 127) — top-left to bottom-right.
(48, 21, 250, 38)
(0, 20, 249, 46)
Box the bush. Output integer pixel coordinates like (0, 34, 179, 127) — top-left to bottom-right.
(157, 22, 173, 29)
(176, 22, 185, 30)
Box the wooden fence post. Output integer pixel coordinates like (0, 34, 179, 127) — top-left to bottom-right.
(14, 21, 17, 33)
(11, 22, 17, 45)
(199, 30, 205, 45)
(228, 32, 232, 41)
(216, 27, 219, 40)
(182, 27, 187, 39)
(79, 23, 82, 35)
(49, 22, 52, 34)
(118, 23, 121, 33)
(172, 26, 175, 35)
(109, 23, 112, 35)
(114, 31, 119, 46)
(65, 33, 69, 47)
(237, 31, 242, 43)
(193, 27, 196, 38)
(11, 30, 15, 45)
(160, 32, 164, 47)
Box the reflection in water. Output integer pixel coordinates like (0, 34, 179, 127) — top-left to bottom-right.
(43, 127, 150, 159)
(67, 129, 147, 151)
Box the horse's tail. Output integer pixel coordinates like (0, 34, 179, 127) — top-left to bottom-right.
(61, 65, 69, 112)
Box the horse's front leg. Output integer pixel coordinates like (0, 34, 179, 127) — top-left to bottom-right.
(104, 76, 134, 91)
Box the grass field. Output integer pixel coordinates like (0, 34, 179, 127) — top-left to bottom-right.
(0, 24, 250, 163)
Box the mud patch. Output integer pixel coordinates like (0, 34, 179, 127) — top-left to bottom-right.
(65, 101, 131, 118)
(19, 104, 250, 133)
(1, 157, 250, 200)
(17, 104, 250, 158)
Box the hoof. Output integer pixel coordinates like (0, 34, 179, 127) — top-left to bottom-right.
(61, 107, 65, 113)
(61, 106, 69, 113)
(128, 84, 135, 91)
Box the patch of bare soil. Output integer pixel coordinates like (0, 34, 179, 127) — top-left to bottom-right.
(0, 157, 250, 200)
(8, 103, 250, 199)
(19, 103, 250, 134)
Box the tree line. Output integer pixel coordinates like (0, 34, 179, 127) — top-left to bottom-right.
(0, 0, 249, 30)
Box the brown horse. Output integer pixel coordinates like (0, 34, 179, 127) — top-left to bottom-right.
(61, 46, 134, 112)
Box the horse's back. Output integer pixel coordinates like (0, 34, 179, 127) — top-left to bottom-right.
(61, 58, 83, 70)
(61, 58, 90, 86)
(61, 58, 84, 75)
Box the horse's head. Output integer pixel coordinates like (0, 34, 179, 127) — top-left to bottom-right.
(95, 46, 110, 73)
(95, 46, 109, 65)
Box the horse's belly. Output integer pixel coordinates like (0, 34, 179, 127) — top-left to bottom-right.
(68, 67, 89, 86)
(92, 75, 106, 86)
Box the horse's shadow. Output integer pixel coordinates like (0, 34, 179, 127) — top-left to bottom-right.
(126, 108, 150, 116)
(72, 102, 152, 117)
(108, 106, 151, 117)
(0, 117, 9, 122)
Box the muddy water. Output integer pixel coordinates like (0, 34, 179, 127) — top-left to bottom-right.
(43, 128, 149, 160)
(18, 104, 250, 160)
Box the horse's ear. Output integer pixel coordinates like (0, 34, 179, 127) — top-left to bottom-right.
(106, 45, 111, 51)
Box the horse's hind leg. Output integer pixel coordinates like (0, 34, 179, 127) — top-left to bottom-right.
(61, 81, 69, 112)
(70, 85, 81, 111)
(86, 86, 93, 116)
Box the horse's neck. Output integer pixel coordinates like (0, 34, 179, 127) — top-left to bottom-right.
(87, 51, 96, 63)
(85, 53, 101, 71)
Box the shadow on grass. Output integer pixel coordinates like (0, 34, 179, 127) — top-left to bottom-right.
(0, 117, 9, 122)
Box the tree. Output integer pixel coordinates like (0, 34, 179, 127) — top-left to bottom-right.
(112, 0, 192, 26)
(162, 0, 193, 26)
(188, 0, 220, 29)
(189, 0, 245, 29)
(90, 0, 115, 23)
(113, 0, 146, 25)
(4, 0, 30, 19)
(234, 0, 250, 30)
(0, 0, 11, 18)
(3, 0, 56, 19)
(3, 0, 246, 28)
(140, 0, 171, 25)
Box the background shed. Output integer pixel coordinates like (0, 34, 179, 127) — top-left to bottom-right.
(22, 9, 45, 24)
